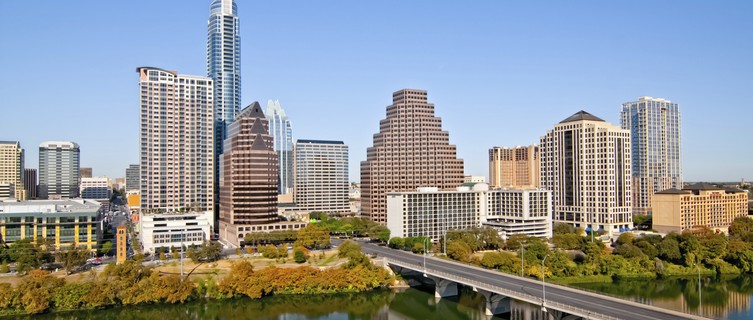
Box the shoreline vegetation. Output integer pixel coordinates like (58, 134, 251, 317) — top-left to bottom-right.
(389, 217, 753, 286)
(0, 240, 393, 317)
(5, 215, 753, 316)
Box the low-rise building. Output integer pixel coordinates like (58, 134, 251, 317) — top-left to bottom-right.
(139, 212, 213, 254)
(386, 183, 552, 241)
(80, 177, 112, 199)
(0, 199, 102, 251)
(653, 183, 749, 234)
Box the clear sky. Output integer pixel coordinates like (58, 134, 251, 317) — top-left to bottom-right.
(1, 1, 751, 182)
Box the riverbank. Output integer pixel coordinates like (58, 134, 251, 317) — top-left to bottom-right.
(0, 243, 394, 317)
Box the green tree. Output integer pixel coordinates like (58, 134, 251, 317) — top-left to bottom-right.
(0, 260, 9, 273)
(729, 216, 753, 241)
(446, 240, 472, 262)
(614, 233, 635, 246)
(190, 241, 222, 262)
(657, 234, 682, 263)
(553, 223, 576, 234)
(293, 246, 309, 263)
(295, 224, 331, 249)
(412, 242, 425, 254)
(552, 233, 583, 250)
(101, 241, 113, 256)
(337, 240, 362, 259)
(506, 234, 530, 251)
(368, 225, 391, 243)
(7, 239, 48, 273)
(57, 245, 90, 274)
(388, 237, 405, 249)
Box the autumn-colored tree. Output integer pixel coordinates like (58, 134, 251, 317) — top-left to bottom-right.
(15, 270, 65, 314)
(293, 246, 310, 263)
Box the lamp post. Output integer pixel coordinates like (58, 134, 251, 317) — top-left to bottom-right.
(520, 245, 525, 276)
(697, 265, 702, 317)
(423, 237, 429, 272)
(541, 254, 550, 312)
(180, 229, 184, 278)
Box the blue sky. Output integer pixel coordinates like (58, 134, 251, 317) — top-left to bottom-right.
(1, 1, 751, 182)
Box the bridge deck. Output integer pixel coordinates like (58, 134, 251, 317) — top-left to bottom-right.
(356, 241, 708, 320)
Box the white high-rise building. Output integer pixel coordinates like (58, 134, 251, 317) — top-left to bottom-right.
(621, 97, 682, 215)
(137, 67, 214, 215)
(387, 183, 552, 241)
(540, 111, 632, 236)
(39, 141, 79, 199)
(266, 100, 294, 195)
(294, 140, 350, 214)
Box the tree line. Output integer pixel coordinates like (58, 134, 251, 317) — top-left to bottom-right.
(389, 217, 753, 281)
(0, 241, 392, 316)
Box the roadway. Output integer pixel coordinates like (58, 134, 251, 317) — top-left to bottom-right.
(355, 241, 705, 320)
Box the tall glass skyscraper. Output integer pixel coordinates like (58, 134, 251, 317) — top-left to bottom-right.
(39, 141, 80, 199)
(265, 100, 293, 194)
(621, 97, 682, 216)
(208, 0, 241, 221)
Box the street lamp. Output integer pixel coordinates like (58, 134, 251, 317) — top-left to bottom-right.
(697, 265, 702, 317)
(520, 245, 525, 276)
(423, 237, 429, 272)
(542, 254, 550, 312)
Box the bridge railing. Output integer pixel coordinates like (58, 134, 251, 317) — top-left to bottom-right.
(387, 258, 621, 320)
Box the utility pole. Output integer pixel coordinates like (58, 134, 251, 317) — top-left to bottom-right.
(542, 254, 550, 312)
(180, 230, 184, 278)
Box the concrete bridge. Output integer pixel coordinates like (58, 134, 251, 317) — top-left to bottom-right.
(358, 241, 707, 320)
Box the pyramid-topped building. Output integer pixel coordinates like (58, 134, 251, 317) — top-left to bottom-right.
(361, 89, 465, 224)
(219, 102, 279, 245)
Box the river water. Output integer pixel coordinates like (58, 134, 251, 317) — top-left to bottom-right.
(16, 274, 753, 320)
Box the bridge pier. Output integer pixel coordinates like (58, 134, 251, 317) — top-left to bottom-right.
(426, 275, 458, 298)
(474, 287, 511, 316)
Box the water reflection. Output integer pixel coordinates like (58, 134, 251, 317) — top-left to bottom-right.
(571, 274, 753, 319)
(18, 274, 753, 320)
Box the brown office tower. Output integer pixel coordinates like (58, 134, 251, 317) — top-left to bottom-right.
(361, 89, 465, 224)
(219, 102, 280, 246)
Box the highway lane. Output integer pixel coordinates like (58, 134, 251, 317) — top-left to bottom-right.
(356, 241, 704, 320)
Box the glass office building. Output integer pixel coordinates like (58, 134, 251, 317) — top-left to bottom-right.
(266, 100, 294, 194)
(621, 97, 682, 215)
(208, 0, 241, 221)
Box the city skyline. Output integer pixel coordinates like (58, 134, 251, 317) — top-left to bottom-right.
(1, 1, 752, 182)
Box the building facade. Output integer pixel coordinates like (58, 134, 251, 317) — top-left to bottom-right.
(294, 140, 350, 214)
(464, 176, 486, 184)
(219, 103, 281, 246)
(540, 111, 632, 236)
(125, 164, 139, 191)
(208, 0, 241, 222)
(653, 183, 749, 234)
(621, 96, 682, 215)
(266, 100, 294, 195)
(80, 177, 112, 199)
(79, 168, 93, 179)
(386, 183, 552, 241)
(39, 141, 80, 199)
(137, 67, 214, 216)
(116, 225, 127, 264)
(0, 199, 101, 251)
(24, 168, 37, 199)
(0, 141, 25, 200)
(489, 145, 540, 189)
(139, 212, 212, 254)
(361, 89, 465, 224)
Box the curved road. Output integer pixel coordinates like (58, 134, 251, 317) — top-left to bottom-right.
(355, 241, 705, 320)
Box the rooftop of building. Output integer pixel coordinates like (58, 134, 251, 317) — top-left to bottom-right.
(0, 199, 102, 213)
(655, 188, 691, 195)
(297, 139, 345, 145)
(684, 182, 722, 190)
(559, 110, 605, 124)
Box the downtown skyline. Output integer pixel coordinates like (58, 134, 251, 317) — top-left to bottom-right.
(1, 1, 752, 182)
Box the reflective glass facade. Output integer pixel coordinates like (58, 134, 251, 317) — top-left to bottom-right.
(208, 0, 241, 219)
(265, 100, 294, 194)
(621, 97, 682, 215)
